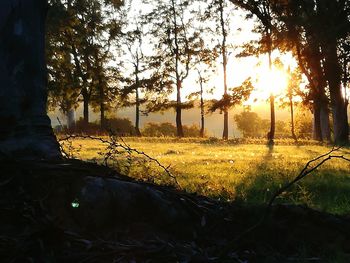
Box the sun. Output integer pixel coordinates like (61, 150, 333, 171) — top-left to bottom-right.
(252, 65, 289, 101)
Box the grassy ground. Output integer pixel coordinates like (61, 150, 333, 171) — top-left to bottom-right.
(60, 137, 350, 215)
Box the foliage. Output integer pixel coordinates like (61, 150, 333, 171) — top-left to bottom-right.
(46, 0, 123, 125)
(142, 122, 205, 137)
(234, 111, 261, 137)
(209, 77, 254, 113)
(295, 111, 313, 139)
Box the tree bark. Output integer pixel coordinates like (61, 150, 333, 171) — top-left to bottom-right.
(176, 80, 184, 138)
(134, 58, 141, 137)
(267, 40, 275, 144)
(269, 94, 276, 142)
(67, 108, 76, 132)
(135, 83, 141, 137)
(200, 77, 205, 138)
(312, 102, 323, 141)
(219, 0, 229, 140)
(0, 0, 60, 159)
(82, 90, 90, 128)
(320, 103, 331, 142)
(323, 41, 349, 144)
(289, 96, 297, 141)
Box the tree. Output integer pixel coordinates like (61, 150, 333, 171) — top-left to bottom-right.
(229, 0, 278, 144)
(204, 0, 234, 140)
(274, 0, 331, 142)
(278, 66, 302, 140)
(0, 0, 60, 158)
(47, 0, 122, 129)
(46, 2, 81, 130)
(186, 33, 217, 138)
(234, 110, 261, 138)
(209, 77, 254, 125)
(187, 70, 212, 138)
(120, 27, 145, 136)
(118, 20, 166, 137)
(145, 0, 204, 137)
(231, 0, 349, 144)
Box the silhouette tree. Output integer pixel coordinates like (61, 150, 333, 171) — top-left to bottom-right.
(231, 0, 349, 144)
(145, 0, 204, 137)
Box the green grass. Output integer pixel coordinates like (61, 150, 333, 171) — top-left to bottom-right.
(61, 136, 350, 215)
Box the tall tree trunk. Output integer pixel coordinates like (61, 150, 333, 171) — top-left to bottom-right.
(199, 76, 205, 138)
(135, 85, 141, 137)
(289, 96, 297, 141)
(99, 82, 107, 131)
(320, 103, 331, 141)
(82, 91, 89, 128)
(219, 0, 229, 140)
(308, 40, 330, 142)
(267, 39, 275, 144)
(313, 101, 322, 141)
(0, 0, 60, 159)
(100, 100, 105, 131)
(176, 80, 184, 137)
(171, 0, 184, 138)
(134, 58, 141, 137)
(323, 41, 349, 144)
(67, 108, 76, 132)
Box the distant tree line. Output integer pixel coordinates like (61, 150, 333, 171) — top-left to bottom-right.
(46, 0, 349, 143)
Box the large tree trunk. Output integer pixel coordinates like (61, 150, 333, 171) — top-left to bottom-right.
(323, 41, 349, 144)
(312, 102, 323, 141)
(320, 104, 331, 141)
(308, 40, 330, 142)
(0, 0, 60, 159)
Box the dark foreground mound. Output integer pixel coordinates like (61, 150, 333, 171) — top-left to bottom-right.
(1, 159, 350, 262)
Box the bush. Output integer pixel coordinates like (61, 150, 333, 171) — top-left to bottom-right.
(106, 118, 136, 136)
(55, 117, 136, 136)
(142, 122, 203, 137)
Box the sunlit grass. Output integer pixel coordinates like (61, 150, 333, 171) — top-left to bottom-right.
(61, 137, 350, 215)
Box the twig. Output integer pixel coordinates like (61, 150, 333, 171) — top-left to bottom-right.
(58, 134, 180, 187)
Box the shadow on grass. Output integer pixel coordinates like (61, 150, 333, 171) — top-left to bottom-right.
(233, 145, 350, 215)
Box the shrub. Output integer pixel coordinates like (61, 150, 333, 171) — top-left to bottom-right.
(55, 117, 136, 136)
(142, 122, 203, 137)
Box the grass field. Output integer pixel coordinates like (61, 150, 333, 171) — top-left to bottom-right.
(60, 136, 350, 215)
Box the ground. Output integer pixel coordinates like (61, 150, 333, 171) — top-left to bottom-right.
(3, 137, 350, 262)
(62, 137, 350, 215)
